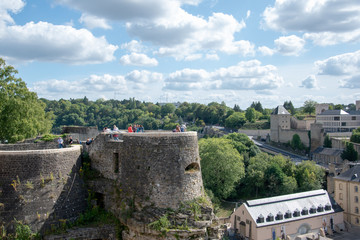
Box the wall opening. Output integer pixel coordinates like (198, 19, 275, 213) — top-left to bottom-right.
(95, 192, 105, 208)
(185, 162, 200, 173)
(113, 152, 119, 173)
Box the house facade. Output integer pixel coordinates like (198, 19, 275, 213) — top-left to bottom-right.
(230, 189, 343, 240)
(334, 165, 360, 225)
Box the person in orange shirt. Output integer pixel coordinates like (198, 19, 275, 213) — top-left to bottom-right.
(128, 124, 133, 132)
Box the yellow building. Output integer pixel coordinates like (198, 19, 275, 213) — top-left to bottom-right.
(230, 189, 343, 240)
(334, 165, 360, 225)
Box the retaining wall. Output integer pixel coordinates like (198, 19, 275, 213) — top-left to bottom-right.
(0, 145, 87, 233)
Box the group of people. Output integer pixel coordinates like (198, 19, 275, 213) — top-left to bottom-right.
(128, 124, 144, 133)
(173, 124, 187, 132)
(58, 136, 81, 148)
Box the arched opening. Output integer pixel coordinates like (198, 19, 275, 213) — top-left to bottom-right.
(298, 223, 311, 234)
(185, 162, 200, 173)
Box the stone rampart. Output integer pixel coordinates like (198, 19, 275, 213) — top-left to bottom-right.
(62, 126, 99, 141)
(89, 131, 203, 210)
(0, 141, 58, 150)
(0, 145, 87, 233)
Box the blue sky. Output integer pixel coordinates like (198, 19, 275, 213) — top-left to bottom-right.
(1, 0, 360, 109)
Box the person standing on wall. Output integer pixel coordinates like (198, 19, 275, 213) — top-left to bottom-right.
(128, 124, 133, 133)
(58, 137, 63, 148)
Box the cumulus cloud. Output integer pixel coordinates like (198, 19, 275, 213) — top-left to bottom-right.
(262, 0, 360, 45)
(125, 70, 163, 83)
(32, 74, 127, 98)
(274, 35, 305, 56)
(0, 0, 25, 25)
(125, 70, 163, 90)
(119, 53, 158, 66)
(58, 0, 251, 60)
(257, 35, 304, 56)
(340, 75, 360, 88)
(0, 21, 117, 64)
(79, 13, 111, 29)
(121, 40, 146, 53)
(315, 50, 360, 76)
(300, 75, 319, 89)
(205, 53, 219, 60)
(164, 60, 283, 91)
(258, 46, 275, 56)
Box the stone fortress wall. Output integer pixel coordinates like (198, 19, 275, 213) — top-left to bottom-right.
(89, 131, 203, 210)
(0, 143, 87, 233)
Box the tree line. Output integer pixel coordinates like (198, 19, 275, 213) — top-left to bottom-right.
(199, 133, 325, 202)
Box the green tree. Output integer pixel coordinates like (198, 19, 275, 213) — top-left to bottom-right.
(303, 100, 317, 115)
(233, 104, 241, 112)
(295, 161, 325, 191)
(341, 142, 358, 161)
(199, 138, 245, 199)
(250, 101, 263, 113)
(290, 134, 304, 150)
(323, 135, 332, 148)
(0, 58, 52, 143)
(160, 103, 175, 117)
(224, 112, 246, 129)
(245, 107, 256, 123)
(350, 128, 360, 144)
(283, 101, 295, 115)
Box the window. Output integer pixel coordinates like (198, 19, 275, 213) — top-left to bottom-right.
(352, 116, 356, 121)
(357, 218, 360, 224)
(355, 186, 358, 192)
(340, 193, 343, 200)
(356, 207, 359, 214)
(356, 196, 359, 203)
(334, 117, 340, 121)
(341, 122, 346, 126)
(339, 183, 343, 190)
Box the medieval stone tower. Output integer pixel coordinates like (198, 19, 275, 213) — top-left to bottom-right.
(88, 131, 221, 239)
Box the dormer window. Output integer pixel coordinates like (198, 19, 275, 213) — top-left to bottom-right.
(284, 210, 292, 219)
(302, 207, 309, 215)
(266, 213, 274, 222)
(310, 205, 317, 214)
(293, 209, 300, 217)
(276, 211, 283, 221)
(325, 203, 332, 211)
(257, 214, 264, 223)
(317, 204, 324, 212)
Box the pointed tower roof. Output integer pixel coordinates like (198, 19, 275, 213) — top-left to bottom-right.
(272, 105, 290, 115)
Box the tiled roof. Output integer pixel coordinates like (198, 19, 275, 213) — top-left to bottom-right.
(271, 105, 290, 115)
(243, 189, 342, 227)
(312, 147, 343, 157)
(334, 165, 360, 182)
(318, 110, 349, 115)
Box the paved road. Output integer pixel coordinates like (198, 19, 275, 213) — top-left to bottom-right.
(251, 137, 309, 163)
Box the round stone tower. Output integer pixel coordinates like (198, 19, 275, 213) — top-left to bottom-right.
(89, 131, 203, 209)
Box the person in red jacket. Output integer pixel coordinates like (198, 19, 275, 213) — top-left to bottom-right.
(128, 124, 133, 132)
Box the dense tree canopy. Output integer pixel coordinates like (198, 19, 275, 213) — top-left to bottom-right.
(350, 128, 360, 144)
(283, 101, 295, 115)
(341, 142, 358, 162)
(0, 59, 52, 143)
(199, 138, 245, 199)
(303, 100, 317, 115)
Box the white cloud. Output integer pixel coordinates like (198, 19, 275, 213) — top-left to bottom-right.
(164, 60, 284, 91)
(0, 21, 117, 64)
(205, 53, 219, 60)
(262, 0, 360, 45)
(340, 75, 360, 88)
(246, 10, 251, 19)
(79, 13, 111, 29)
(0, 0, 25, 25)
(300, 75, 319, 89)
(184, 54, 202, 61)
(58, 0, 251, 60)
(119, 53, 158, 66)
(125, 70, 163, 83)
(258, 46, 275, 56)
(32, 74, 128, 99)
(121, 40, 146, 53)
(315, 50, 360, 76)
(274, 35, 305, 56)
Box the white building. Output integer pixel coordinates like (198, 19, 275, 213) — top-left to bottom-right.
(230, 189, 343, 240)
